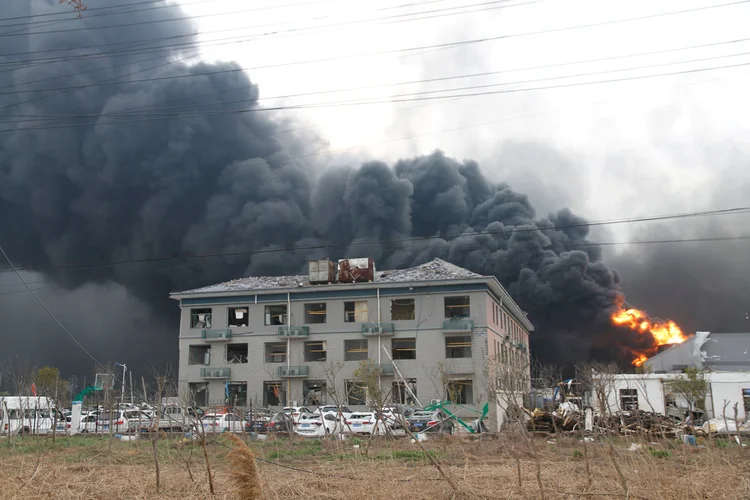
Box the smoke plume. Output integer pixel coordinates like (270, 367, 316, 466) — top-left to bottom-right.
(3, 0, 745, 378)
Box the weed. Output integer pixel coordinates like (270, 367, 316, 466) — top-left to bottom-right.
(648, 448, 670, 458)
(571, 449, 584, 460)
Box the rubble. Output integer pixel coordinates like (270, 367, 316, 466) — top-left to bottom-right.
(525, 408, 682, 437)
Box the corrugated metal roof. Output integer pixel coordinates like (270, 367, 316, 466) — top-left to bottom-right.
(177, 258, 483, 295)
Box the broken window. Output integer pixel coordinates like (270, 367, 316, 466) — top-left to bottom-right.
(226, 343, 248, 364)
(346, 380, 367, 406)
(228, 382, 248, 406)
(228, 307, 249, 327)
(188, 382, 208, 407)
(344, 301, 369, 322)
(344, 339, 369, 361)
(445, 335, 472, 359)
(619, 389, 639, 411)
(392, 379, 418, 406)
(264, 381, 285, 406)
(303, 380, 327, 406)
(444, 296, 470, 318)
(391, 299, 415, 320)
(392, 338, 416, 360)
(188, 345, 210, 365)
(264, 342, 287, 363)
(304, 341, 327, 362)
(264, 304, 287, 326)
(744, 389, 750, 415)
(447, 380, 473, 404)
(190, 308, 212, 329)
(304, 303, 327, 324)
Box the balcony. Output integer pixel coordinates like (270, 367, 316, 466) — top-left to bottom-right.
(378, 364, 395, 376)
(200, 367, 231, 379)
(202, 329, 232, 342)
(442, 317, 474, 333)
(361, 322, 395, 336)
(278, 326, 310, 338)
(516, 342, 527, 352)
(278, 365, 309, 377)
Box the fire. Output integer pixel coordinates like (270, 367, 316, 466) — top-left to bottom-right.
(611, 304, 688, 366)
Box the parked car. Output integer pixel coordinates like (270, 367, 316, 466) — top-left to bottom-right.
(294, 413, 342, 438)
(200, 413, 245, 434)
(244, 416, 269, 433)
(317, 405, 352, 416)
(344, 412, 386, 435)
(79, 410, 130, 434)
(376, 405, 412, 429)
(265, 412, 294, 433)
(282, 406, 312, 424)
(124, 410, 152, 432)
(406, 410, 454, 434)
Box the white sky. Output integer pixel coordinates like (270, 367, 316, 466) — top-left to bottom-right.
(176, 0, 750, 243)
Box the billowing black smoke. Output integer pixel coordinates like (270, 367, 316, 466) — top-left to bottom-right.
(0, 0, 688, 377)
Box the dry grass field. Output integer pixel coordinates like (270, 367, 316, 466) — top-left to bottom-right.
(1, 433, 748, 499)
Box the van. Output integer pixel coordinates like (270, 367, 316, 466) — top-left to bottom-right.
(0, 396, 60, 435)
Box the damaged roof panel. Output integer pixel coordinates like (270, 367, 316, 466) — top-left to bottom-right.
(176, 258, 483, 295)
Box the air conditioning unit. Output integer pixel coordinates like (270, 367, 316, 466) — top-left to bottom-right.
(364, 326, 382, 334)
(288, 368, 299, 376)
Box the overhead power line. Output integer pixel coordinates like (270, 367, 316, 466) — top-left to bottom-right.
(0, 0, 742, 65)
(2, 207, 748, 275)
(2, 59, 749, 133)
(4, 48, 750, 122)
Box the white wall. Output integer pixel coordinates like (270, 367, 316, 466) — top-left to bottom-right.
(593, 372, 750, 421)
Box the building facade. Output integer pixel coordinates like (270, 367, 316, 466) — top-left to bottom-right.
(171, 258, 533, 425)
(645, 331, 750, 373)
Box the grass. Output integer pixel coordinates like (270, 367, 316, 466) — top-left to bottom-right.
(1, 433, 749, 499)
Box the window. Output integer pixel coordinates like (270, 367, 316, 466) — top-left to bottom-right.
(228, 307, 249, 327)
(188, 382, 208, 407)
(445, 335, 472, 358)
(344, 301, 369, 322)
(264, 381, 285, 406)
(303, 380, 327, 406)
(346, 380, 366, 406)
(447, 380, 473, 404)
(228, 383, 247, 406)
(264, 342, 287, 363)
(188, 345, 210, 365)
(226, 343, 248, 364)
(744, 389, 750, 414)
(444, 296, 470, 318)
(344, 339, 369, 361)
(190, 308, 212, 328)
(392, 338, 416, 360)
(392, 379, 418, 406)
(304, 303, 327, 324)
(620, 389, 639, 411)
(265, 304, 287, 326)
(390, 299, 415, 320)
(304, 341, 327, 362)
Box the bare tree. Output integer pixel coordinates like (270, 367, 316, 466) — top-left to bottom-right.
(59, 0, 87, 17)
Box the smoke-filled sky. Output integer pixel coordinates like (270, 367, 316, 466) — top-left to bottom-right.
(1, 0, 749, 384)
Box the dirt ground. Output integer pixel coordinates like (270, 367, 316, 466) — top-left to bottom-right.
(1, 433, 748, 499)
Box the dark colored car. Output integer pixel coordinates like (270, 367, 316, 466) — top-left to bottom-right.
(244, 419, 268, 433)
(265, 412, 294, 433)
(406, 410, 454, 434)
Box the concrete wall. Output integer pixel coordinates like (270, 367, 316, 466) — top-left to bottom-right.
(177, 286, 531, 427)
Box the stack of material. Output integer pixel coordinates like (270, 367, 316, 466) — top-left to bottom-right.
(615, 410, 680, 437)
(525, 408, 582, 433)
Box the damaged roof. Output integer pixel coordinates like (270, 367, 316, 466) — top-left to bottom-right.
(177, 258, 483, 295)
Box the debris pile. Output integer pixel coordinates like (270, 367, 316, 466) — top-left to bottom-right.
(525, 408, 681, 437)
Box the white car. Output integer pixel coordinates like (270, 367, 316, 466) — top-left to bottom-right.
(294, 413, 342, 438)
(344, 412, 386, 435)
(282, 406, 312, 424)
(79, 410, 130, 434)
(316, 405, 352, 420)
(200, 413, 245, 434)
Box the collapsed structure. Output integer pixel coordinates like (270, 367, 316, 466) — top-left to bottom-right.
(170, 258, 533, 430)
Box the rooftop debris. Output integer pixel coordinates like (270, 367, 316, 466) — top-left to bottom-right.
(181, 258, 483, 294)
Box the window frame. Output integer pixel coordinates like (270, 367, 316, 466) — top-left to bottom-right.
(344, 339, 369, 361)
(304, 302, 327, 324)
(264, 342, 287, 363)
(390, 298, 416, 321)
(445, 335, 472, 359)
(344, 300, 369, 323)
(264, 304, 288, 326)
(304, 340, 327, 362)
(392, 337, 416, 360)
(444, 295, 470, 319)
(619, 388, 639, 411)
(190, 308, 212, 329)
(227, 306, 249, 327)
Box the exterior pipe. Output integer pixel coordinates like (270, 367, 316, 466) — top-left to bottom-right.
(287, 292, 291, 405)
(377, 288, 381, 390)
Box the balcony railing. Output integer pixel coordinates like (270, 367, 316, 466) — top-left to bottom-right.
(202, 329, 232, 341)
(200, 367, 231, 379)
(361, 322, 395, 336)
(277, 326, 310, 337)
(378, 364, 395, 376)
(442, 317, 474, 332)
(278, 365, 310, 377)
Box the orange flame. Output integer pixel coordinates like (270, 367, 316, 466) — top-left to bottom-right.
(611, 304, 688, 366)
